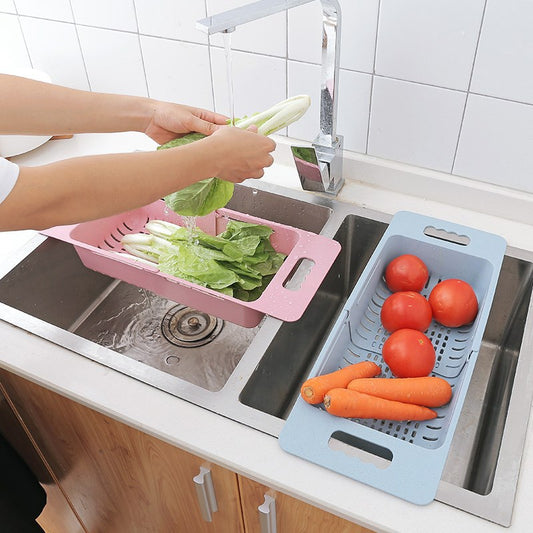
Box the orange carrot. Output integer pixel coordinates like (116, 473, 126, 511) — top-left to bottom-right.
(300, 361, 381, 404)
(323, 388, 437, 421)
(347, 376, 452, 407)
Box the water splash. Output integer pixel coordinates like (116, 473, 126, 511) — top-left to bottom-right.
(73, 284, 260, 392)
(87, 290, 172, 356)
(182, 215, 198, 242)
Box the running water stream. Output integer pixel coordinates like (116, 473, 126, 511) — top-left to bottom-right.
(174, 33, 234, 239)
(182, 215, 199, 242)
(223, 31, 236, 127)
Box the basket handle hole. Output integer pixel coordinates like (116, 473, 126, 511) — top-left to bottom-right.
(283, 258, 315, 291)
(328, 431, 393, 470)
(423, 225, 470, 246)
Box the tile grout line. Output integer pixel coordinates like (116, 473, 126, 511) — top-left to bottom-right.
(131, 0, 150, 98)
(450, 0, 488, 174)
(68, 0, 91, 91)
(14, 9, 34, 70)
(6, 0, 33, 70)
(365, 0, 382, 155)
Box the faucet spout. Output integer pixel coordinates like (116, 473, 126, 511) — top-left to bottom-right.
(197, 0, 344, 195)
(197, 0, 320, 35)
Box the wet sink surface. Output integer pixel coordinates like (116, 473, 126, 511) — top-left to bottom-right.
(73, 281, 260, 392)
(1, 181, 532, 527)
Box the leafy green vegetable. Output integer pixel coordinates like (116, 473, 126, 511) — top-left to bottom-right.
(121, 219, 286, 301)
(164, 177, 234, 218)
(158, 132, 206, 149)
(157, 132, 234, 217)
(158, 245, 240, 290)
(158, 95, 311, 217)
(219, 219, 274, 240)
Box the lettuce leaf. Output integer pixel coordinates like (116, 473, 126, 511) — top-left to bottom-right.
(157, 133, 234, 217)
(163, 177, 234, 217)
(158, 244, 239, 290)
(128, 218, 287, 301)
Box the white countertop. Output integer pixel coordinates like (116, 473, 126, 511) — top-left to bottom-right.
(2, 132, 533, 533)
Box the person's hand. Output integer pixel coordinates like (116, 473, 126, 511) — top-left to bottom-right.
(143, 101, 229, 145)
(202, 125, 276, 183)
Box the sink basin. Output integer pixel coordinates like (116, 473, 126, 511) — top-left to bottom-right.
(0, 184, 332, 396)
(1, 181, 532, 527)
(240, 214, 387, 418)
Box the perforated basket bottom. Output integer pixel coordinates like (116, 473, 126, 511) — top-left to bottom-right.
(315, 271, 475, 451)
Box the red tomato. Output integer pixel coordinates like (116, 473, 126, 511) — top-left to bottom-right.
(385, 254, 429, 292)
(380, 291, 432, 333)
(382, 328, 436, 377)
(428, 279, 478, 327)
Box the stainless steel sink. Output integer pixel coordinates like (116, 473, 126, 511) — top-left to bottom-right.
(1, 181, 532, 527)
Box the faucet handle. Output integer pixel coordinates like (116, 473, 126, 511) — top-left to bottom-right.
(291, 135, 344, 195)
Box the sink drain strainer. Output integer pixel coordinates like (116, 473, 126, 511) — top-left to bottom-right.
(161, 305, 223, 348)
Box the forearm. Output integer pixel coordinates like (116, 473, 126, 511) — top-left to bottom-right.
(0, 143, 219, 230)
(0, 123, 275, 231)
(0, 74, 153, 136)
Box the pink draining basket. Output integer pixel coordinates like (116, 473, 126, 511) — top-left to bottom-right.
(42, 200, 341, 327)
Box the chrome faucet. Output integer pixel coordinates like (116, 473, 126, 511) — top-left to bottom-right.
(197, 0, 344, 195)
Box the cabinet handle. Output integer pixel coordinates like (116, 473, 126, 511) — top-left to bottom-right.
(258, 493, 277, 533)
(193, 466, 218, 522)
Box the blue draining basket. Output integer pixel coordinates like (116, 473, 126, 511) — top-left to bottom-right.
(279, 211, 506, 505)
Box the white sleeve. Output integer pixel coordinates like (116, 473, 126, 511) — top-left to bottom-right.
(0, 157, 20, 204)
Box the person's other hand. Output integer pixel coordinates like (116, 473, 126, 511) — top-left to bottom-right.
(144, 101, 229, 145)
(202, 125, 276, 183)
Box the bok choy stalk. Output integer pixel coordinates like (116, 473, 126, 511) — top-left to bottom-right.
(231, 95, 311, 136)
(120, 219, 286, 301)
(121, 233, 178, 263)
(158, 95, 311, 217)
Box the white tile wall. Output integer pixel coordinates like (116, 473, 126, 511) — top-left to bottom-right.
(339, 0, 380, 74)
(77, 26, 146, 96)
(287, 61, 321, 141)
(471, 0, 533, 105)
(1, 0, 532, 194)
(375, 0, 484, 91)
(454, 95, 533, 194)
(71, 0, 137, 32)
(288, 2, 322, 65)
(19, 17, 88, 89)
(14, 0, 73, 22)
(211, 47, 286, 119)
(0, 0, 15, 13)
(141, 36, 213, 108)
(338, 69, 373, 154)
(368, 77, 466, 172)
(135, 0, 207, 44)
(0, 13, 30, 70)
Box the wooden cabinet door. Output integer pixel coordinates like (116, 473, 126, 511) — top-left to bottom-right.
(239, 475, 374, 533)
(0, 382, 84, 533)
(0, 370, 243, 533)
